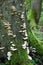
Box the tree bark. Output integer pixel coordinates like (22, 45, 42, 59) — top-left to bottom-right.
(0, 0, 31, 65)
(31, 0, 42, 24)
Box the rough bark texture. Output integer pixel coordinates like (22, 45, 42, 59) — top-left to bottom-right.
(0, 0, 32, 65)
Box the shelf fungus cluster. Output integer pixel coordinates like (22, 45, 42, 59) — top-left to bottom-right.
(0, 47, 5, 50)
(7, 43, 17, 60)
(19, 22, 26, 33)
(3, 21, 16, 38)
(11, 6, 17, 12)
(3, 22, 13, 36)
(20, 23, 26, 30)
(21, 22, 28, 41)
(22, 41, 28, 49)
(10, 43, 17, 51)
(11, 6, 17, 15)
(10, 46, 17, 51)
(0, 0, 33, 64)
(20, 12, 25, 21)
(7, 51, 12, 60)
(19, 22, 28, 50)
(0, 46, 5, 54)
(3, 22, 11, 29)
(20, 3, 23, 7)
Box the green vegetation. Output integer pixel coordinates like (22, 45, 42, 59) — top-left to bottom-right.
(0, 0, 43, 65)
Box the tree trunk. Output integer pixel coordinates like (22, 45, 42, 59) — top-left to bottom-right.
(0, 0, 33, 65)
(31, 0, 42, 24)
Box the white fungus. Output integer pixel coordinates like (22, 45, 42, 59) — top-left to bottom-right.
(22, 41, 27, 49)
(0, 47, 5, 50)
(10, 41, 13, 44)
(10, 47, 17, 51)
(25, 31, 28, 37)
(23, 22, 26, 29)
(7, 51, 12, 60)
(12, 44, 15, 46)
(28, 55, 32, 60)
(27, 47, 30, 54)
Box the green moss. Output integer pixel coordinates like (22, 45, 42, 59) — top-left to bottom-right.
(27, 9, 36, 20)
(27, 28, 43, 55)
